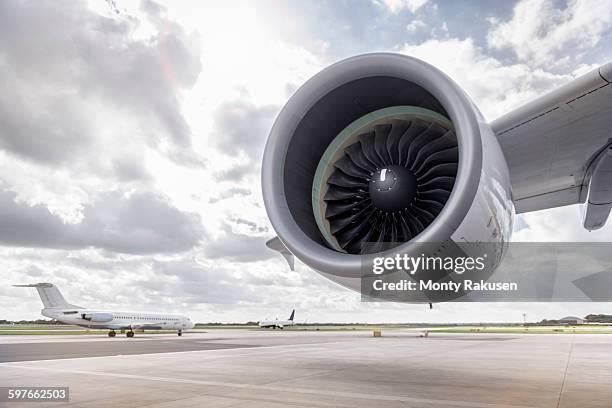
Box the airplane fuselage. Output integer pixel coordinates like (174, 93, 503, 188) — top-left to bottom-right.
(258, 319, 294, 329)
(42, 308, 194, 331)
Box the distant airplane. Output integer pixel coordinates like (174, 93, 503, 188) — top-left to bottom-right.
(259, 309, 295, 329)
(14, 283, 194, 338)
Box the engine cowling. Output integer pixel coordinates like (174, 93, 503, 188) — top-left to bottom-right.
(82, 312, 113, 322)
(262, 53, 514, 299)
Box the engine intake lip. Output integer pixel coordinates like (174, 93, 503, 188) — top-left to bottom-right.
(262, 53, 482, 278)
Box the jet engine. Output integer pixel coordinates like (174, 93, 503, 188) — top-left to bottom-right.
(81, 312, 113, 322)
(262, 53, 514, 298)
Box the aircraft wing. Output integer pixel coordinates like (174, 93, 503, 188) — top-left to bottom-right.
(491, 61, 612, 217)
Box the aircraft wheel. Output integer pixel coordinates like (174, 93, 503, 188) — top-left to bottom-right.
(108, 331, 116, 338)
(178, 330, 182, 336)
(127, 331, 134, 338)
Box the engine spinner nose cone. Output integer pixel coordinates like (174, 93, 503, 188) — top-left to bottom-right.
(369, 165, 417, 212)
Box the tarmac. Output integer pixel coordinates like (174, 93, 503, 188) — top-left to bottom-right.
(1, 329, 611, 407)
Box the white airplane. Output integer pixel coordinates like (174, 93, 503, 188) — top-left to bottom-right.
(14, 283, 194, 338)
(259, 310, 295, 329)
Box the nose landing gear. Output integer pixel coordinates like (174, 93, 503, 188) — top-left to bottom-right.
(126, 331, 134, 338)
(178, 330, 182, 336)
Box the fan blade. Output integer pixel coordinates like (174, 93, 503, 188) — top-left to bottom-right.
(419, 176, 455, 192)
(354, 223, 378, 253)
(324, 186, 362, 201)
(327, 171, 367, 188)
(404, 211, 424, 235)
(411, 205, 436, 224)
(414, 198, 444, 213)
(386, 121, 409, 165)
(329, 204, 374, 234)
(397, 120, 428, 165)
(411, 131, 456, 173)
(413, 147, 459, 177)
(372, 221, 387, 252)
(419, 189, 451, 204)
(397, 211, 412, 242)
(345, 143, 377, 172)
(405, 125, 439, 170)
(334, 155, 371, 179)
(411, 201, 438, 219)
(388, 214, 399, 244)
(359, 132, 385, 167)
(339, 222, 373, 253)
(374, 124, 392, 164)
(418, 163, 458, 183)
(326, 200, 359, 217)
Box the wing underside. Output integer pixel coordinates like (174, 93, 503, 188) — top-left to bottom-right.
(492, 62, 612, 218)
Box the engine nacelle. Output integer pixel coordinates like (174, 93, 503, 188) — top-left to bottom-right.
(262, 53, 514, 299)
(82, 312, 113, 322)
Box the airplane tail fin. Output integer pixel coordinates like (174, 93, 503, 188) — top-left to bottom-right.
(13, 283, 80, 309)
(288, 309, 295, 321)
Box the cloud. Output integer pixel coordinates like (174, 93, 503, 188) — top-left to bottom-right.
(213, 101, 279, 160)
(214, 162, 256, 182)
(212, 96, 280, 183)
(149, 259, 263, 305)
(487, 0, 612, 67)
(0, 189, 203, 254)
(0, 0, 202, 167)
(406, 19, 427, 32)
(399, 37, 572, 119)
(208, 187, 251, 204)
(373, 0, 430, 14)
(201, 220, 273, 263)
(513, 205, 612, 242)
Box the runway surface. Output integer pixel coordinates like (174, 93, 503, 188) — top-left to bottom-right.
(1, 330, 612, 407)
(0, 336, 256, 363)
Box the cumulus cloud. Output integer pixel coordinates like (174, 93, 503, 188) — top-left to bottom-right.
(212, 100, 279, 180)
(487, 0, 612, 67)
(202, 220, 273, 263)
(373, 0, 430, 14)
(406, 19, 427, 32)
(0, 189, 203, 254)
(513, 206, 612, 242)
(399, 38, 572, 119)
(0, 0, 202, 167)
(148, 259, 263, 305)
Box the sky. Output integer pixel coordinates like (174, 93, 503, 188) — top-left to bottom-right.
(1, 0, 612, 324)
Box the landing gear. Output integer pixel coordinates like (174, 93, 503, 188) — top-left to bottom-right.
(126, 331, 134, 338)
(429, 303, 433, 310)
(108, 330, 116, 337)
(178, 330, 182, 336)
